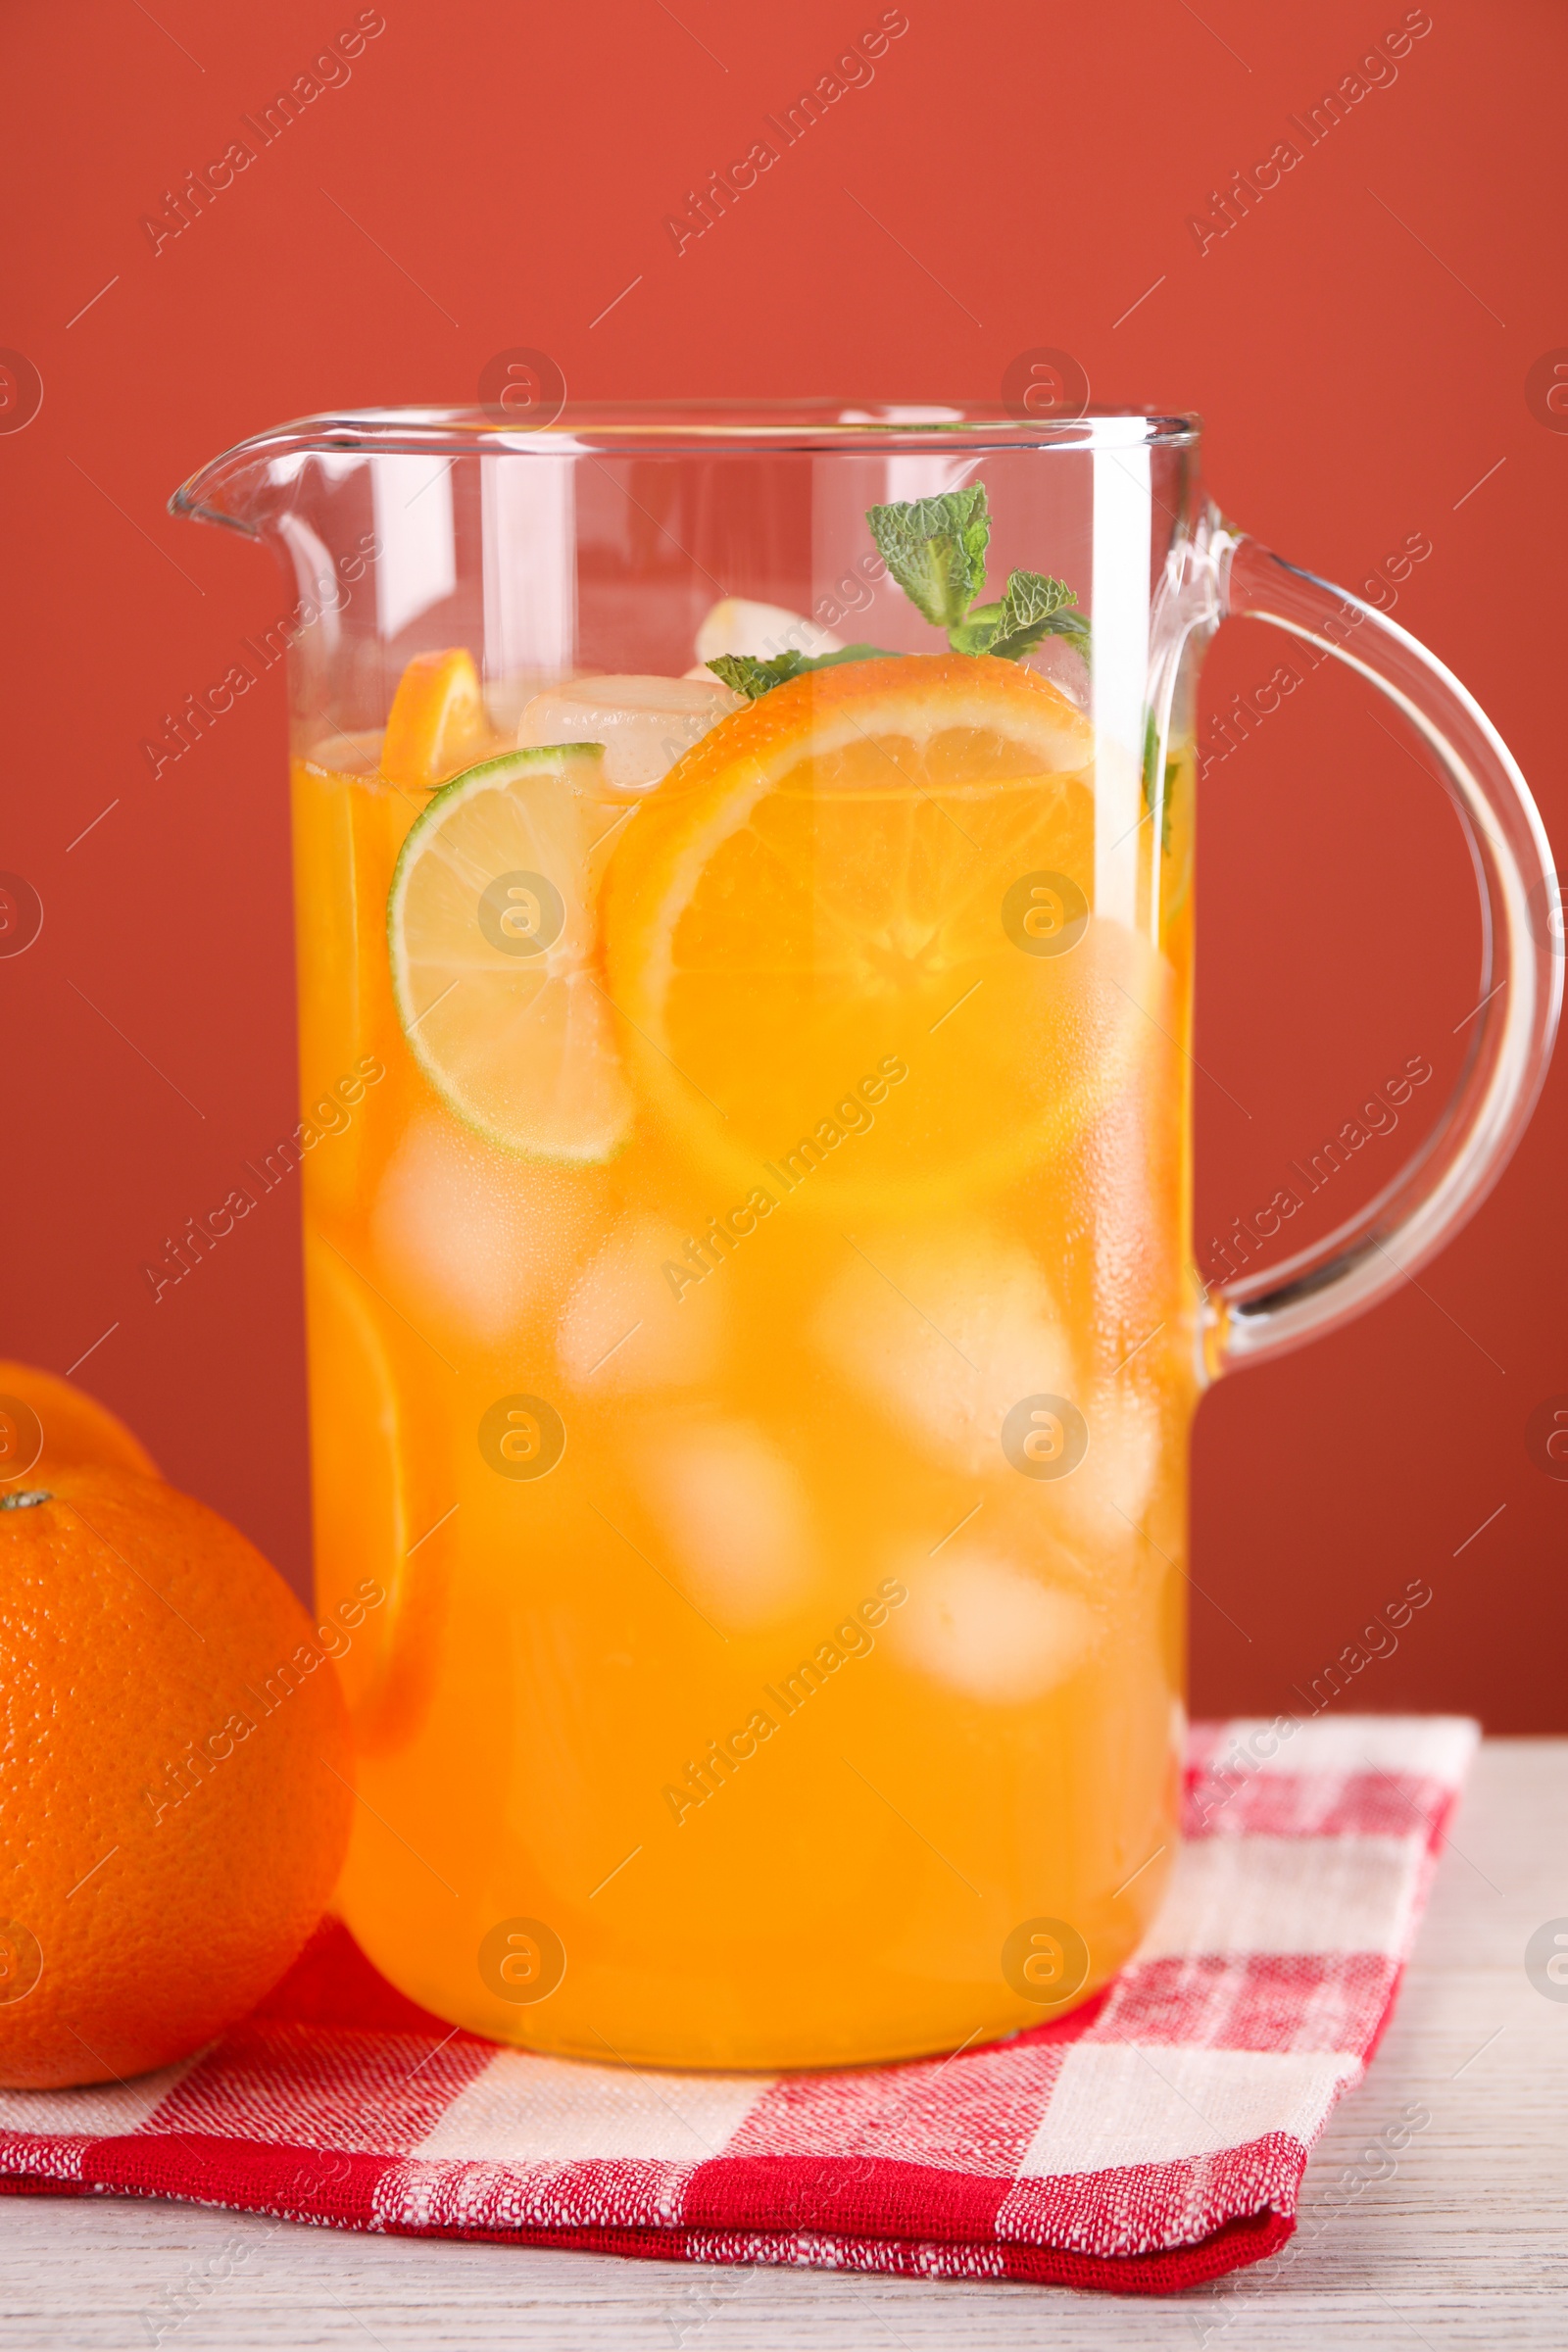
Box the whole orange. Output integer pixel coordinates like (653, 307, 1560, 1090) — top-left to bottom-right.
(0, 1467, 354, 2086)
(0, 1360, 159, 1487)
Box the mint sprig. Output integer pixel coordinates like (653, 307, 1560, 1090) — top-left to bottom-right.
(705, 483, 1088, 702)
(707, 643, 900, 701)
(870, 483, 1089, 668)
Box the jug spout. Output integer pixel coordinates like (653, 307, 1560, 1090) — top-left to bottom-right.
(172, 413, 470, 741)
(172, 417, 325, 537)
(171, 409, 470, 534)
(171, 407, 601, 745)
(171, 411, 516, 738)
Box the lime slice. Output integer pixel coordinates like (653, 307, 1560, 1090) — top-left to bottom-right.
(388, 744, 632, 1161)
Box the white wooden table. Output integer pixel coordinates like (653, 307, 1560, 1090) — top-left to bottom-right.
(3, 1740, 1564, 2348)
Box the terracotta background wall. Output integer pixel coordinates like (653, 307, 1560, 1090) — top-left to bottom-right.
(2, 0, 1564, 1726)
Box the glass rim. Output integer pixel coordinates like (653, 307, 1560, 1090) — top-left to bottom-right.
(173, 400, 1201, 509)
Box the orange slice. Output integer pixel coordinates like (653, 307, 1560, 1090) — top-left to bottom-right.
(302, 1238, 442, 1756)
(603, 653, 1167, 1213)
(381, 648, 492, 789)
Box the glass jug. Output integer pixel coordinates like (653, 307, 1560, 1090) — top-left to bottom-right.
(173, 404, 1557, 2071)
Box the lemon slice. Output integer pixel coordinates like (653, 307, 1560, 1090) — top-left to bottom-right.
(381, 648, 493, 788)
(604, 653, 1166, 1212)
(388, 744, 632, 1161)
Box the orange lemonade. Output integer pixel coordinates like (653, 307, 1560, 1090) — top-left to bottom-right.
(295, 509, 1199, 2070)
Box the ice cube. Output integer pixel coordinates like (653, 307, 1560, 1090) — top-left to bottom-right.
(637, 1418, 814, 1632)
(810, 1225, 1074, 1477)
(1052, 1382, 1162, 1550)
(692, 598, 843, 666)
(370, 1112, 600, 1343)
(557, 1216, 725, 1396)
(517, 674, 740, 795)
(886, 1547, 1097, 1704)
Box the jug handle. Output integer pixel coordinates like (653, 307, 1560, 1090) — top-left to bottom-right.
(1201, 531, 1560, 1375)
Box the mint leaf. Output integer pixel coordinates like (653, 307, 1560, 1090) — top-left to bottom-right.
(707, 651, 806, 699)
(949, 572, 1089, 664)
(985, 570, 1080, 662)
(866, 486, 990, 632)
(1141, 710, 1179, 854)
(1045, 606, 1093, 670)
(707, 644, 901, 701)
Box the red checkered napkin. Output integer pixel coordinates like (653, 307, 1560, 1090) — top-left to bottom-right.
(0, 1714, 1474, 2296)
